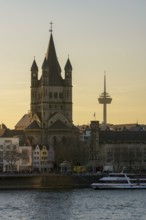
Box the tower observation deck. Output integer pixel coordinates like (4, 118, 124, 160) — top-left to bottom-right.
(98, 73, 112, 126)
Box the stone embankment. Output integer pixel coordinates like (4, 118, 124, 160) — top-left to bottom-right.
(0, 174, 99, 189)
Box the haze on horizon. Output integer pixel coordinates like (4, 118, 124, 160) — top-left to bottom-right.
(0, 0, 146, 129)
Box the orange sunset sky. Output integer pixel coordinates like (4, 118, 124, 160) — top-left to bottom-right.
(0, 0, 146, 128)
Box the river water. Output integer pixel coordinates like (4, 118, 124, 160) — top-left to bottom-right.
(0, 188, 146, 220)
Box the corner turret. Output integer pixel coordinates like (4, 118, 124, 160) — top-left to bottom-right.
(64, 58, 72, 86)
(41, 57, 49, 85)
(31, 59, 38, 87)
(64, 57, 73, 122)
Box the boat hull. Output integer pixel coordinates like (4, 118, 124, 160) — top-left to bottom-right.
(91, 183, 146, 189)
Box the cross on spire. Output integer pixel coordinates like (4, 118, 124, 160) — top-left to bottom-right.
(49, 22, 53, 33)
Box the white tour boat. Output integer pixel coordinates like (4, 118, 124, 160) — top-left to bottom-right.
(91, 173, 146, 189)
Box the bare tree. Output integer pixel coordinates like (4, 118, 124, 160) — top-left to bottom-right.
(3, 144, 21, 172)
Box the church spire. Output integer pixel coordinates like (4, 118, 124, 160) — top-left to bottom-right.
(46, 21, 56, 61)
(46, 32, 57, 62)
(45, 23, 63, 86)
(49, 21, 53, 33)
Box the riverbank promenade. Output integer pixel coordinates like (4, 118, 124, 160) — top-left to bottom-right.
(0, 173, 98, 189)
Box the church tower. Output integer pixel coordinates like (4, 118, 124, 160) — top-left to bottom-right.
(30, 31, 73, 124)
(24, 26, 78, 145)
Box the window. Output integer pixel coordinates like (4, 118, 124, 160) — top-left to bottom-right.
(53, 136, 57, 145)
(49, 92, 52, 98)
(59, 92, 63, 99)
(54, 92, 58, 98)
(4, 140, 12, 144)
(62, 136, 66, 144)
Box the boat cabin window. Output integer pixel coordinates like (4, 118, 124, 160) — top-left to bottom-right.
(130, 179, 146, 184)
(109, 174, 125, 178)
(99, 180, 128, 184)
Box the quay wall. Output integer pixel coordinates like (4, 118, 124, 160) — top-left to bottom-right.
(0, 174, 98, 189)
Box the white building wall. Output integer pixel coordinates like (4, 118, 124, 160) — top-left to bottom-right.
(33, 145, 41, 171)
(0, 138, 32, 172)
(18, 146, 32, 171)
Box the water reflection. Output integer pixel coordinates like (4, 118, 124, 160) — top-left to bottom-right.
(0, 189, 146, 220)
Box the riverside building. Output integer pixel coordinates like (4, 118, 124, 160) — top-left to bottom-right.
(85, 122, 146, 172)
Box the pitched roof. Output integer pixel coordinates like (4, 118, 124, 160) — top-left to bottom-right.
(3, 129, 25, 137)
(49, 120, 72, 130)
(0, 129, 7, 137)
(109, 123, 141, 131)
(64, 58, 72, 71)
(42, 57, 49, 69)
(15, 113, 32, 130)
(25, 120, 40, 130)
(0, 123, 7, 129)
(0, 129, 27, 145)
(45, 33, 64, 86)
(32, 144, 50, 150)
(31, 59, 38, 71)
(99, 130, 146, 143)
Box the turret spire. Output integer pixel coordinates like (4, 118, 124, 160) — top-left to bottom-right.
(42, 57, 49, 70)
(31, 58, 38, 71)
(65, 57, 72, 71)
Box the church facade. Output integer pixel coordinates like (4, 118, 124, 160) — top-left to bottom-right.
(16, 29, 79, 145)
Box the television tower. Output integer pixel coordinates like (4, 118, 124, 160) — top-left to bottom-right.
(98, 72, 112, 126)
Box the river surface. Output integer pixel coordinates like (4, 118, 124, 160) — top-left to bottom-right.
(0, 188, 146, 220)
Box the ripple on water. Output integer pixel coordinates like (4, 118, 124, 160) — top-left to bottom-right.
(0, 189, 146, 220)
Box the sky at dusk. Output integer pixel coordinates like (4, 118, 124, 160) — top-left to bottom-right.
(0, 0, 146, 128)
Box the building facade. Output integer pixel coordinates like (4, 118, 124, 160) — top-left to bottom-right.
(98, 130, 146, 172)
(0, 138, 32, 172)
(32, 144, 55, 172)
(81, 122, 146, 172)
(16, 29, 79, 145)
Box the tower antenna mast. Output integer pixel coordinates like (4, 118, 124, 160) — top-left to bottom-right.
(98, 71, 112, 127)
